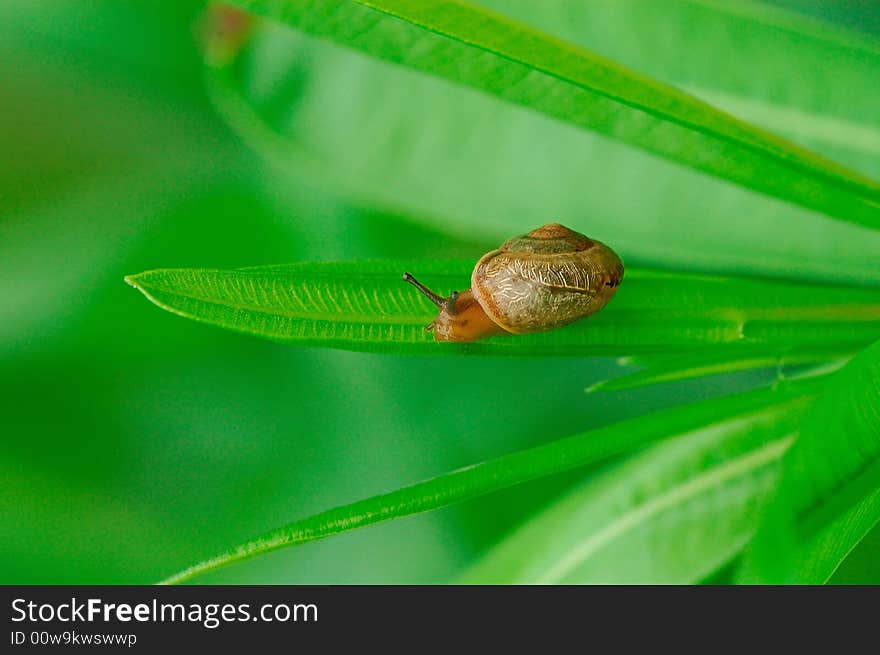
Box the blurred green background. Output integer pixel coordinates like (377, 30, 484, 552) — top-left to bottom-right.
(2, 0, 879, 583)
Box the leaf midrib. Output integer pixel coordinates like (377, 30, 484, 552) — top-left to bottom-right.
(336, 0, 880, 197)
(533, 434, 793, 583)
(127, 279, 428, 326)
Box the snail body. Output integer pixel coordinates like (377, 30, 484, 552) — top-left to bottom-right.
(404, 223, 624, 342)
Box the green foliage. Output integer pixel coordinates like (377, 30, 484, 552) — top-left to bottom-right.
(224, 0, 880, 228)
(161, 377, 823, 584)
(211, 0, 880, 286)
(127, 262, 880, 356)
(124, 1, 880, 584)
(6, 0, 880, 586)
(588, 348, 852, 393)
(738, 339, 880, 583)
(462, 405, 805, 583)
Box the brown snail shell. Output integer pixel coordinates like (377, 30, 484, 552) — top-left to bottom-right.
(404, 223, 624, 342)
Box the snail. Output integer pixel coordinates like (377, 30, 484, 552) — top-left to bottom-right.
(403, 223, 624, 342)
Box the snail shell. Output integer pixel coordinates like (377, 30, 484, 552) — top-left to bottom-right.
(404, 223, 624, 342)
(471, 223, 624, 334)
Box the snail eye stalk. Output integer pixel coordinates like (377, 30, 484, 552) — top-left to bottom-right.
(446, 291, 460, 315)
(402, 272, 447, 309)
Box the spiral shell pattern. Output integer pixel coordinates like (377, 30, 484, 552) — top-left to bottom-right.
(471, 223, 624, 334)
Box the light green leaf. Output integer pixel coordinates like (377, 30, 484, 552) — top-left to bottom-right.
(683, 86, 880, 172)
(462, 398, 810, 584)
(738, 338, 880, 583)
(224, 0, 880, 229)
(125, 262, 880, 356)
(211, 0, 880, 287)
(159, 376, 824, 584)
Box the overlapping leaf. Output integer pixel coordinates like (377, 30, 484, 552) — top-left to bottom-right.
(205, 1, 880, 292)
(160, 376, 824, 583)
(223, 0, 880, 229)
(486, 0, 880, 176)
(462, 397, 810, 584)
(738, 339, 880, 583)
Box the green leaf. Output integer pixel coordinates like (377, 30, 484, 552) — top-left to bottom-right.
(159, 376, 824, 584)
(223, 0, 880, 230)
(485, 0, 880, 176)
(209, 1, 880, 287)
(738, 338, 880, 583)
(125, 261, 880, 356)
(588, 346, 853, 393)
(462, 399, 809, 584)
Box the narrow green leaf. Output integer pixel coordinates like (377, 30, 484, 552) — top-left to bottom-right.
(588, 346, 853, 393)
(738, 339, 880, 583)
(224, 0, 880, 229)
(126, 261, 880, 356)
(159, 377, 824, 584)
(683, 86, 880, 172)
(487, 0, 880, 175)
(462, 399, 811, 584)
(209, 1, 880, 287)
